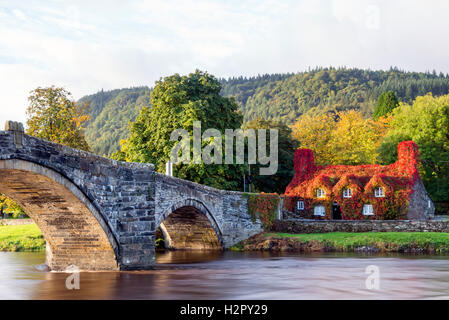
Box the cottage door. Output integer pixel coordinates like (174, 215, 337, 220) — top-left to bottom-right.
(332, 203, 342, 220)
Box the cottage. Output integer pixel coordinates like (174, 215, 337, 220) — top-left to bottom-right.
(284, 141, 434, 220)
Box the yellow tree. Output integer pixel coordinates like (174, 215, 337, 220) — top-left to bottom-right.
(0, 194, 25, 218)
(329, 111, 390, 165)
(291, 111, 390, 166)
(291, 113, 335, 165)
(26, 86, 90, 151)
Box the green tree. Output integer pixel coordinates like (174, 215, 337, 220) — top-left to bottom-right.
(378, 93, 449, 202)
(118, 70, 245, 190)
(26, 86, 90, 151)
(373, 91, 399, 119)
(243, 118, 298, 193)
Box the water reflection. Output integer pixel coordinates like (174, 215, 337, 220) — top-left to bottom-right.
(155, 250, 223, 265)
(2, 251, 449, 299)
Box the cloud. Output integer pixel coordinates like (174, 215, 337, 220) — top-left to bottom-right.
(12, 9, 26, 20)
(0, 0, 449, 125)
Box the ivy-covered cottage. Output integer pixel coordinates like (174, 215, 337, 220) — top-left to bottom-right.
(284, 141, 434, 220)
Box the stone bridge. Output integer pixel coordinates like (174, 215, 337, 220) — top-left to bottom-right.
(0, 122, 263, 271)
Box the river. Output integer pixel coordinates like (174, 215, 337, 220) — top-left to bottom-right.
(2, 251, 449, 299)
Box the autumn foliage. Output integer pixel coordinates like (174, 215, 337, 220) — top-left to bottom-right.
(246, 193, 280, 228)
(284, 141, 420, 220)
(26, 86, 90, 151)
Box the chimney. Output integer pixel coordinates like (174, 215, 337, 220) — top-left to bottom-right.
(285, 148, 317, 194)
(293, 149, 316, 181)
(397, 141, 420, 180)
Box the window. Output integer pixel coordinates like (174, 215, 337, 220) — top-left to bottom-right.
(374, 187, 385, 198)
(314, 205, 326, 216)
(297, 201, 304, 210)
(363, 204, 374, 215)
(343, 188, 352, 198)
(316, 188, 326, 198)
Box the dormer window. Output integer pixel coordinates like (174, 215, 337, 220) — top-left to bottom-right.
(314, 205, 326, 216)
(343, 188, 352, 198)
(374, 187, 385, 198)
(316, 188, 326, 198)
(363, 204, 374, 215)
(297, 200, 304, 210)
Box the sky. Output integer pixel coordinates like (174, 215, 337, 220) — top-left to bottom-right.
(0, 0, 449, 124)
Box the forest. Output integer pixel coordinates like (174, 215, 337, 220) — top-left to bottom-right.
(79, 67, 449, 156)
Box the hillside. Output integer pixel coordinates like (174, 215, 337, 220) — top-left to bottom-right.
(79, 68, 449, 155)
(222, 67, 449, 122)
(79, 87, 151, 155)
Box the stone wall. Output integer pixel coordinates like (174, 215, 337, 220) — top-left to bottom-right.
(271, 219, 449, 233)
(407, 180, 435, 220)
(0, 219, 35, 226)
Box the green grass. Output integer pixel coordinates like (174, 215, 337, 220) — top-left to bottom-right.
(263, 232, 449, 252)
(0, 224, 45, 252)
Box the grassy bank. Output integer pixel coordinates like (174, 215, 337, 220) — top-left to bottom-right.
(232, 232, 449, 254)
(0, 224, 45, 252)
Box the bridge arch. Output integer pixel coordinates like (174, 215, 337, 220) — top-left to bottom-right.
(0, 159, 119, 271)
(157, 198, 223, 250)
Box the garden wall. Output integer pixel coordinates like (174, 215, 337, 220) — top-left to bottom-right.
(271, 219, 449, 233)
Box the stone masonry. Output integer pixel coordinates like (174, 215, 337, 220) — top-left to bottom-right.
(0, 122, 262, 271)
(272, 219, 449, 233)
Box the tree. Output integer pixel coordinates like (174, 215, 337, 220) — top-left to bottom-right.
(291, 110, 390, 166)
(243, 118, 298, 193)
(26, 86, 90, 151)
(118, 70, 245, 190)
(373, 91, 399, 119)
(378, 93, 449, 202)
(291, 113, 335, 165)
(0, 194, 26, 218)
(329, 110, 390, 165)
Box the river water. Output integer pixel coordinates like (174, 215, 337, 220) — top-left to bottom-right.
(2, 251, 449, 299)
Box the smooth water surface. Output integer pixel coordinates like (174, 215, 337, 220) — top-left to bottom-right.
(2, 251, 449, 299)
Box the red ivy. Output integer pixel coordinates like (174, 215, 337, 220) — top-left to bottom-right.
(284, 141, 420, 220)
(246, 193, 280, 228)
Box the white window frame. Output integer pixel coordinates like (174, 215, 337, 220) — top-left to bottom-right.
(342, 188, 352, 198)
(314, 205, 326, 216)
(297, 200, 304, 210)
(363, 204, 374, 216)
(316, 188, 326, 198)
(374, 187, 385, 198)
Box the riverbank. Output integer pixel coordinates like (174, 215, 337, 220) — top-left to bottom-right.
(0, 224, 45, 251)
(232, 232, 449, 254)
(3, 223, 449, 254)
